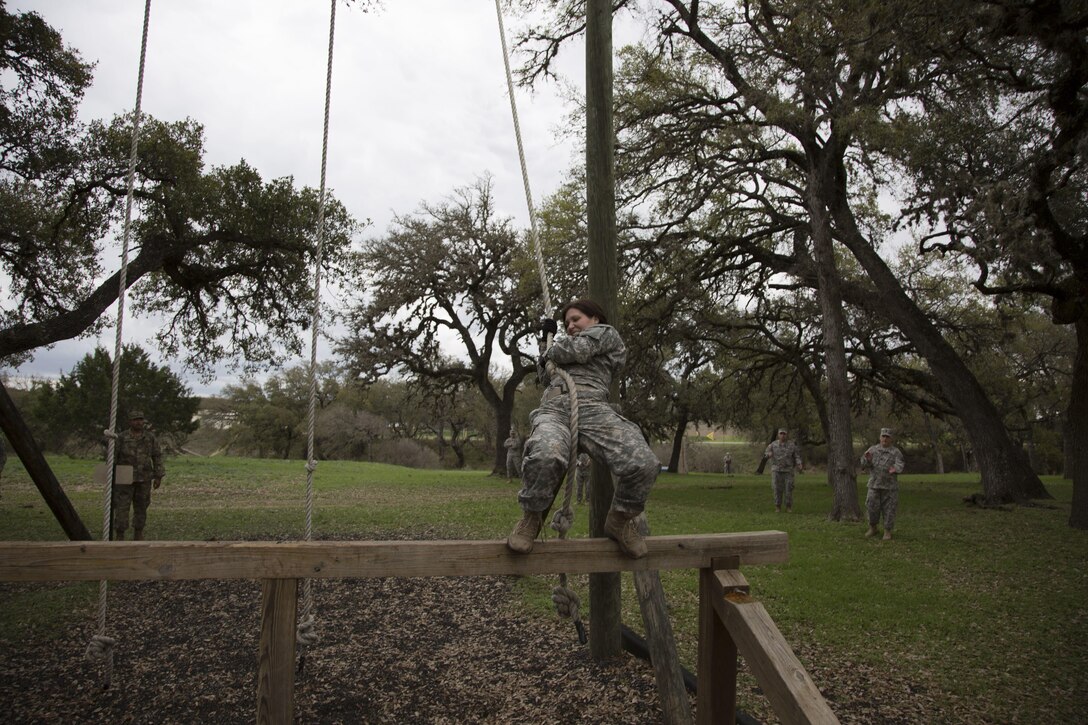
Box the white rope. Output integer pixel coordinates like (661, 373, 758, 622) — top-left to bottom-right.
(494, 0, 585, 635)
(493, 0, 551, 315)
(299, 0, 338, 649)
(89, 0, 153, 689)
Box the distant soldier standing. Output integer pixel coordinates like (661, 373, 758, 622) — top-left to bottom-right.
(763, 428, 803, 512)
(861, 427, 905, 541)
(504, 429, 522, 483)
(112, 410, 165, 540)
(723, 451, 733, 475)
(575, 452, 591, 501)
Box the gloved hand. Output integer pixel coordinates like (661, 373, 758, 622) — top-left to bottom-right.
(539, 318, 558, 336)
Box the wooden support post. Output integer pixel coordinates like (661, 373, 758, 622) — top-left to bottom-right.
(634, 517, 693, 725)
(256, 578, 297, 725)
(0, 379, 91, 541)
(697, 564, 738, 725)
(586, 0, 621, 662)
(708, 569, 839, 724)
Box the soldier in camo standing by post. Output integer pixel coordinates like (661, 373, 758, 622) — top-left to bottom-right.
(504, 428, 522, 483)
(763, 428, 803, 512)
(861, 427, 905, 541)
(112, 410, 165, 541)
(506, 298, 660, 559)
(575, 452, 591, 501)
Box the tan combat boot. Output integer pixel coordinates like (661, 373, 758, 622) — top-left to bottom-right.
(882, 530, 893, 541)
(865, 525, 878, 538)
(506, 510, 543, 554)
(604, 509, 648, 559)
(133, 528, 144, 541)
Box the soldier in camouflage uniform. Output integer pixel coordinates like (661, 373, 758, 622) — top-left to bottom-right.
(861, 427, 905, 541)
(504, 429, 522, 483)
(575, 452, 591, 501)
(112, 410, 165, 541)
(507, 299, 659, 559)
(763, 428, 803, 512)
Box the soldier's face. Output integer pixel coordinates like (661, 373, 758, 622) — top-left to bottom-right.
(880, 434, 891, 446)
(130, 418, 145, 432)
(778, 432, 787, 441)
(564, 309, 599, 336)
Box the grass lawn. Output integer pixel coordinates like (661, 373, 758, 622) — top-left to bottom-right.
(1, 455, 1085, 722)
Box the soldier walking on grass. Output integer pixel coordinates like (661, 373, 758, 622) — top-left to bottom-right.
(504, 429, 522, 483)
(763, 428, 803, 512)
(861, 427, 905, 541)
(111, 410, 165, 540)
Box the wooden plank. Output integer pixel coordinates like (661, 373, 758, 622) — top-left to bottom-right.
(0, 380, 92, 541)
(696, 568, 737, 725)
(633, 517, 693, 725)
(256, 578, 297, 725)
(709, 578, 839, 724)
(0, 531, 788, 582)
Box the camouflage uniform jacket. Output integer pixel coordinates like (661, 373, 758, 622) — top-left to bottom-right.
(860, 444, 905, 490)
(116, 430, 165, 482)
(538, 324, 625, 396)
(764, 440, 802, 472)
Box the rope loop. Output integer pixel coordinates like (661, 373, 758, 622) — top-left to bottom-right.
(85, 634, 117, 662)
(305, 460, 317, 474)
(296, 616, 320, 646)
(551, 584, 582, 622)
(550, 506, 574, 535)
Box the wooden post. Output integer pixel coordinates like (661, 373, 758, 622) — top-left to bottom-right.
(256, 578, 297, 725)
(634, 517, 694, 725)
(586, 0, 622, 662)
(0, 379, 91, 541)
(697, 566, 738, 725)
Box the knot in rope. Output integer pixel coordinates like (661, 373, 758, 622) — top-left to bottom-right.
(551, 584, 582, 621)
(305, 460, 317, 474)
(296, 616, 320, 646)
(85, 634, 117, 662)
(102, 429, 118, 440)
(550, 506, 574, 536)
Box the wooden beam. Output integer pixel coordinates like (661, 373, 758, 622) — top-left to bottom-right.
(708, 571, 839, 724)
(696, 567, 738, 725)
(256, 578, 297, 725)
(0, 380, 92, 541)
(634, 517, 693, 725)
(586, 0, 621, 663)
(0, 531, 788, 582)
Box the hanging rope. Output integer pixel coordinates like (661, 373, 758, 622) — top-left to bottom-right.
(494, 0, 585, 643)
(298, 0, 338, 653)
(87, 0, 154, 689)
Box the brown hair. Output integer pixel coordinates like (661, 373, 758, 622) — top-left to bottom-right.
(560, 298, 608, 325)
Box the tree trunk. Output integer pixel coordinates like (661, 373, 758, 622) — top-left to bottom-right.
(828, 168, 1050, 503)
(808, 160, 860, 522)
(923, 411, 945, 475)
(668, 412, 688, 473)
(1068, 317, 1088, 529)
(493, 403, 513, 476)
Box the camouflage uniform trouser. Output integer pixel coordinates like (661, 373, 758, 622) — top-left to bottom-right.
(771, 471, 795, 507)
(506, 453, 521, 479)
(518, 395, 658, 514)
(866, 487, 898, 530)
(112, 481, 153, 533)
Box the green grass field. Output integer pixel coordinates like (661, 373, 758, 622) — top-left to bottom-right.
(1, 455, 1085, 722)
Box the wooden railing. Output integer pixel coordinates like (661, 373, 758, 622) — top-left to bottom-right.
(0, 532, 838, 724)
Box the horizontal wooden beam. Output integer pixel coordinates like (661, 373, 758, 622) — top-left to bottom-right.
(0, 531, 787, 582)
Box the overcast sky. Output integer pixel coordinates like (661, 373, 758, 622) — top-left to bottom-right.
(7, 0, 604, 396)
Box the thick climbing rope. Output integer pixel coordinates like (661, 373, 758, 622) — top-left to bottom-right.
(86, 0, 154, 689)
(298, 0, 338, 652)
(494, 0, 585, 640)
